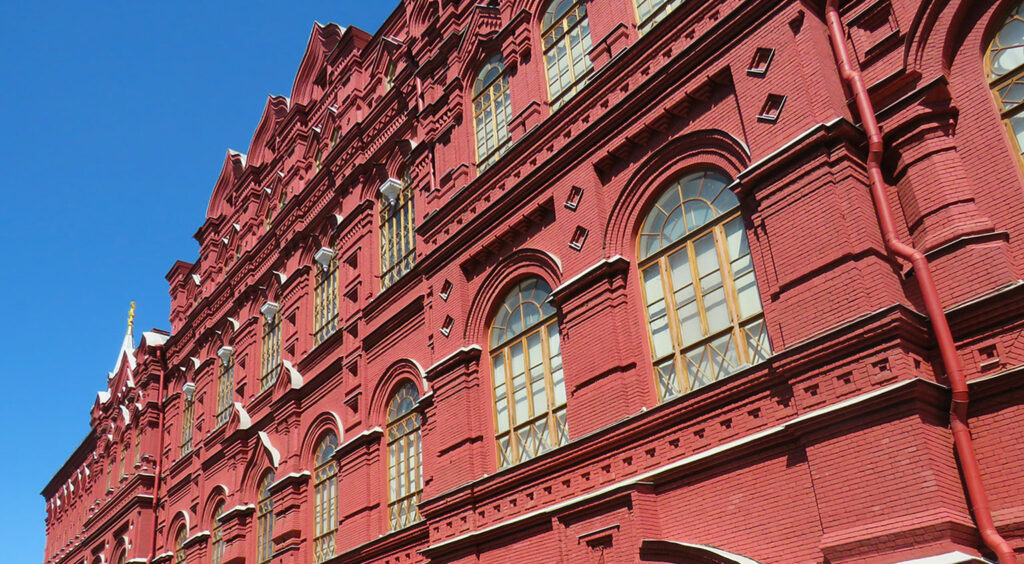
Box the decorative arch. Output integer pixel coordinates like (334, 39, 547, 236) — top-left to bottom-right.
(166, 509, 191, 546)
(247, 96, 290, 169)
(604, 129, 750, 258)
(207, 150, 247, 219)
(291, 22, 343, 107)
(464, 248, 563, 343)
(203, 485, 230, 525)
(368, 359, 427, 427)
(301, 412, 344, 466)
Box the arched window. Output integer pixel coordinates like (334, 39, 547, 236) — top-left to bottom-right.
(215, 351, 234, 428)
(379, 171, 416, 289)
(114, 549, 126, 564)
(635, 0, 682, 34)
(313, 250, 340, 347)
(989, 3, 1024, 161)
(210, 500, 226, 564)
(386, 382, 422, 530)
(638, 170, 770, 402)
(489, 278, 568, 469)
(173, 524, 187, 564)
(474, 55, 513, 172)
(256, 470, 275, 564)
(261, 307, 282, 392)
(312, 432, 339, 563)
(542, 0, 593, 107)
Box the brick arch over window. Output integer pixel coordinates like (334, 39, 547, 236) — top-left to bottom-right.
(604, 129, 750, 258)
(166, 509, 191, 549)
(367, 360, 428, 428)
(639, 540, 762, 564)
(464, 248, 563, 343)
(300, 411, 344, 465)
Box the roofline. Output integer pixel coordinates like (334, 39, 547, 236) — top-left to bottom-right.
(42, 428, 97, 497)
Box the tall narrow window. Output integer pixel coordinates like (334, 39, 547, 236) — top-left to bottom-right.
(490, 278, 568, 469)
(387, 383, 422, 530)
(180, 393, 194, 456)
(134, 426, 142, 464)
(379, 172, 416, 289)
(313, 432, 339, 563)
(385, 61, 397, 90)
(106, 458, 114, 492)
(211, 501, 226, 564)
(256, 470, 275, 564)
(119, 443, 128, 479)
(542, 0, 593, 107)
(261, 310, 282, 391)
(216, 353, 234, 428)
(634, 0, 682, 35)
(313, 253, 340, 347)
(638, 170, 771, 402)
(173, 525, 187, 564)
(989, 3, 1024, 161)
(473, 55, 513, 172)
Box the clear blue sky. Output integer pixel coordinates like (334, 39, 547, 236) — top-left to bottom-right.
(0, 2, 394, 561)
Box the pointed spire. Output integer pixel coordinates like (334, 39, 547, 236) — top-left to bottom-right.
(126, 301, 136, 335)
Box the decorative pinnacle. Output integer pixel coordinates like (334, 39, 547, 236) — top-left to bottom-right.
(127, 301, 136, 335)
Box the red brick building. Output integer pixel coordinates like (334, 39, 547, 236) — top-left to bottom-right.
(41, 0, 1024, 562)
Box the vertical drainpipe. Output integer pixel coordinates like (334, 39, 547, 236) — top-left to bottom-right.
(823, 1, 1015, 561)
(148, 346, 168, 563)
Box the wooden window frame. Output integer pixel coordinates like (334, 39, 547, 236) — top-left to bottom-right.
(173, 525, 187, 564)
(256, 471, 275, 564)
(179, 394, 194, 457)
(386, 384, 423, 531)
(542, 0, 594, 108)
(473, 55, 513, 172)
(637, 173, 771, 402)
(488, 279, 568, 470)
(215, 356, 234, 428)
(313, 433, 339, 563)
(633, 0, 683, 35)
(313, 256, 340, 348)
(261, 312, 282, 392)
(379, 172, 416, 290)
(988, 3, 1024, 165)
(210, 501, 225, 564)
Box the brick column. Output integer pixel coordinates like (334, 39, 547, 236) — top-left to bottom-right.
(269, 471, 310, 563)
(218, 504, 255, 564)
(421, 345, 488, 499)
(549, 256, 648, 438)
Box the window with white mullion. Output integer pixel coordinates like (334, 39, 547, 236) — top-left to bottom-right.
(542, 0, 593, 108)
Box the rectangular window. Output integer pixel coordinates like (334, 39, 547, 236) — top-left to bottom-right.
(379, 174, 416, 289)
(180, 395, 194, 456)
(313, 257, 340, 347)
(216, 356, 234, 428)
(261, 313, 282, 391)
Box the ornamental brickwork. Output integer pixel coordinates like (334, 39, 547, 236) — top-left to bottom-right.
(43, 0, 1024, 563)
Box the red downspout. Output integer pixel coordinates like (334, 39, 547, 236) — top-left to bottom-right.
(823, 2, 1014, 561)
(148, 346, 168, 563)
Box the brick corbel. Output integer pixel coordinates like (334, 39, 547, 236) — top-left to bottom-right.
(588, 23, 632, 70)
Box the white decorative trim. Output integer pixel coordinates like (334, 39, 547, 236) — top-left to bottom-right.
(896, 551, 991, 564)
(550, 255, 625, 297)
(314, 247, 336, 270)
(379, 177, 403, 204)
(260, 301, 280, 321)
(182, 382, 196, 400)
(227, 317, 240, 330)
(257, 431, 281, 467)
(271, 270, 288, 285)
(426, 345, 482, 375)
(217, 346, 234, 365)
(191, 273, 201, 286)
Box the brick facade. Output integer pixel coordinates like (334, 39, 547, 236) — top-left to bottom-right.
(42, 0, 1024, 562)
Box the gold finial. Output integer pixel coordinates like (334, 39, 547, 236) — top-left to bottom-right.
(127, 301, 136, 335)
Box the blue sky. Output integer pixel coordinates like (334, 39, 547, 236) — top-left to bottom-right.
(0, 2, 393, 560)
